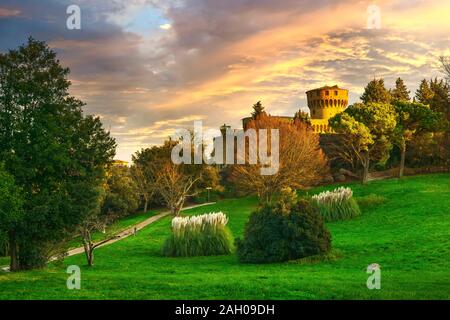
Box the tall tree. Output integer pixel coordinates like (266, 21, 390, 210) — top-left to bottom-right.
(251, 101, 265, 119)
(429, 78, 450, 114)
(329, 103, 397, 184)
(229, 114, 329, 203)
(415, 79, 434, 105)
(392, 101, 441, 178)
(133, 139, 219, 216)
(131, 140, 177, 211)
(156, 162, 201, 216)
(360, 78, 391, 104)
(0, 38, 116, 269)
(391, 77, 410, 102)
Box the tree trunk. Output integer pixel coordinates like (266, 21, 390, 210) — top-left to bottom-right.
(143, 198, 148, 213)
(9, 231, 19, 272)
(398, 141, 406, 179)
(87, 248, 94, 266)
(170, 205, 177, 216)
(82, 230, 95, 267)
(399, 141, 406, 178)
(362, 156, 370, 185)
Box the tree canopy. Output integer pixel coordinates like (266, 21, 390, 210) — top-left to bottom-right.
(0, 38, 116, 269)
(391, 78, 410, 102)
(360, 78, 392, 104)
(329, 102, 396, 184)
(251, 101, 265, 119)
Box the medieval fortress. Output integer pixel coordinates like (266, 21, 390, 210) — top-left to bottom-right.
(306, 85, 349, 133)
(238, 85, 349, 134)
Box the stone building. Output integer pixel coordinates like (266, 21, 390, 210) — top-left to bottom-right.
(306, 85, 349, 133)
(217, 85, 349, 161)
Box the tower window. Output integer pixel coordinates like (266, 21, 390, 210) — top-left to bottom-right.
(325, 91, 329, 96)
(334, 91, 338, 96)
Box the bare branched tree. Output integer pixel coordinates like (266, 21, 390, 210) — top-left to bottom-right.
(440, 56, 450, 81)
(78, 213, 118, 266)
(156, 162, 201, 216)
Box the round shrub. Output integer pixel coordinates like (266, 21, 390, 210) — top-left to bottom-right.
(236, 199, 332, 263)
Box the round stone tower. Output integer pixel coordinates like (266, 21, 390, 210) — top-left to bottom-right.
(306, 85, 349, 133)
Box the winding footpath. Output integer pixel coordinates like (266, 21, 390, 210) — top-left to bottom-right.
(0, 202, 215, 272)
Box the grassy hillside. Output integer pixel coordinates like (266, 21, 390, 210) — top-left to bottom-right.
(0, 174, 449, 299)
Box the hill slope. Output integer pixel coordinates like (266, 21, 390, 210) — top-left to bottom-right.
(0, 174, 449, 299)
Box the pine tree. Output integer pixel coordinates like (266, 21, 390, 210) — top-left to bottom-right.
(251, 101, 265, 119)
(391, 78, 410, 101)
(360, 78, 391, 104)
(415, 79, 434, 105)
(429, 78, 450, 114)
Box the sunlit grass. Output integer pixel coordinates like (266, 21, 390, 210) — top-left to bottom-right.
(0, 173, 449, 300)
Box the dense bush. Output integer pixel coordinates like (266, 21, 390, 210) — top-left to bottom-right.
(236, 199, 332, 263)
(312, 187, 361, 222)
(162, 212, 233, 257)
(102, 165, 140, 218)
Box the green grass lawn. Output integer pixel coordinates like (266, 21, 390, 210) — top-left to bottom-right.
(0, 174, 449, 299)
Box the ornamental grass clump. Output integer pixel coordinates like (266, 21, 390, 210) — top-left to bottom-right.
(312, 187, 361, 222)
(162, 212, 233, 257)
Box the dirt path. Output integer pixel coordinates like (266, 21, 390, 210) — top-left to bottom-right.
(1, 202, 215, 272)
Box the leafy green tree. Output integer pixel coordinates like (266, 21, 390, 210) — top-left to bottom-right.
(251, 101, 265, 119)
(429, 78, 450, 166)
(360, 78, 392, 104)
(392, 101, 441, 178)
(391, 78, 410, 102)
(329, 103, 397, 184)
(102, 165, 140, 218)
(0, 38, 116, 269)
(412, 77, 450, 168)
(429, 78, 450, 115)
(0, 164, 23, 271)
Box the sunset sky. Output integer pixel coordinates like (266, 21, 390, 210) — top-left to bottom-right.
(1, 0, 450, 161)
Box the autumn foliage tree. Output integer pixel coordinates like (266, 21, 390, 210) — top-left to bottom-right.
(229, 114, 329, 203)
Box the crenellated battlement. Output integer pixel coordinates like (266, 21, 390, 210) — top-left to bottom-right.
(306, 85, 349, 133)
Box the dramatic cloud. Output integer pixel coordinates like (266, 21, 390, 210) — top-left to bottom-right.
(1, 0, 449, 161)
